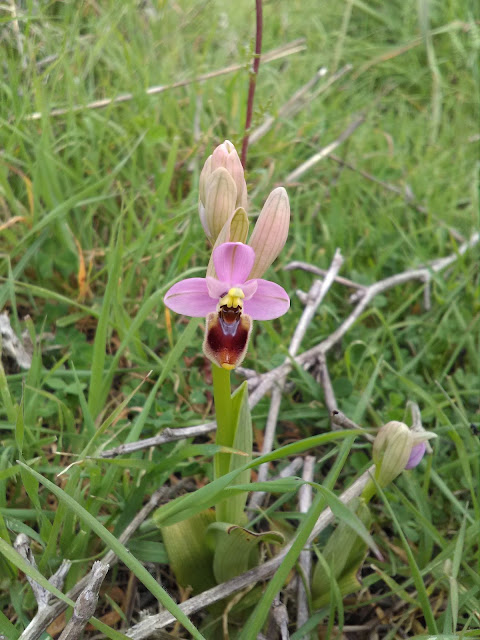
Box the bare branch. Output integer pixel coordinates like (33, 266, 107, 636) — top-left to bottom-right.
(23, 40, 306, 121)
(271, 597, 290, 640)
(248, 250, 344, 512)
(296, 456, 315, 633)
(248, 231, 480, 408)
(285, 116, 365, 183)
(100, 422, 215, 458)
(284, 261, 363, 290)
(14, 534, 71, 610)
(330, 409, 374, 442)
(318, 354, 337, 419)
(58, 562, 109, 640)
(0, 312, 32, 369)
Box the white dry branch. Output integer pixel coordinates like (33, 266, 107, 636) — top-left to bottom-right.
(247, 231, 480, 409)
(101, 422, 216, 457)
(58, 561, 109, 640)
(270, 597, 290, 640)
(14, 534, 71, 609)
(22, 40, 306, 121)
(248, 249, 344, 513)
(284, 261, 364, 290)
(123, 467, 374, 639)
(285, 115, 365, 183)
(0, 312, 33, 369)
(296, 456, 315, 635)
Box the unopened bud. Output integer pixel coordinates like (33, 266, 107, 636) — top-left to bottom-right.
(198, 141, 247, 243)
(204, 168, 237, 243)
(248, 187, 290, 280)
(211, 141, 247, 211)
(373, 421, 413, 487)
(373, 420, 436, 487)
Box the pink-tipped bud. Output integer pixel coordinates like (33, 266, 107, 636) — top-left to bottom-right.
(248, 187, 290, 280)
(204, 167, 238, 243)
(199, 141, 247, 243)
(211, 141, 247, 211)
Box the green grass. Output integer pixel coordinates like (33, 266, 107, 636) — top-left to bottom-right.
(1, 0, 479, 638)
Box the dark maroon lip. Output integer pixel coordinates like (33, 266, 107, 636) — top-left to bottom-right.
(204, 309, 252, 369)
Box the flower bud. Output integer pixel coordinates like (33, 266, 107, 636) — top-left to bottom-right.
(204, 168, 237, 243)
(211, 140, 247, 211)
(248, 187, 290, 280)
(373, 420, 436, 487)
(373, 421, 414, 487)
(199, 141, 247, 244)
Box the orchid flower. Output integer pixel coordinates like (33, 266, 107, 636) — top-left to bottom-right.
(164, 242, 289, 369)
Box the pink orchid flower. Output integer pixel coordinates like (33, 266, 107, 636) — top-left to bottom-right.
(164, 242, 290, 369)
(404, 441, 427, 469)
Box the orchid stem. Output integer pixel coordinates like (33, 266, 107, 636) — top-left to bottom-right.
(241, 0, 263, 168)
(212, 364, 233, 480)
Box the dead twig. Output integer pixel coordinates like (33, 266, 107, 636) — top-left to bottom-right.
(296, 456, 315, 634)
(100, 422, 215, 458)
(331, 410, 375, 442)
(247, 231, 480, 408)
(23, 39, 306, 121)
(58, 562, 109, 640)
(284, 260, 363, 290)
(285, 116, 365, 183)
(14, 534, 71, 610)
(271, 597, 290, 640)
(318, 355, 338, 417)
(248, 250, 344, 513)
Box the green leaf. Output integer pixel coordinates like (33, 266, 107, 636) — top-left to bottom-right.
(311, 485, 381, 560)
(14, 390, 24, 456)
(87, 224, 123, 419)
(154, 431, 358, 528)
(312, 498, 372, 607)
(162, 510, 216, 594)
(207, 522, 284, 583)
(217, 381, 252, 524)
(0, 609, 19, 640)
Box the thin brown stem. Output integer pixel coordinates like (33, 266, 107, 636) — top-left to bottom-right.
(241, 0, 263, 168)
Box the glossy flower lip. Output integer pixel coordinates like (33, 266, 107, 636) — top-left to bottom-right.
(164, 242, 290, 321)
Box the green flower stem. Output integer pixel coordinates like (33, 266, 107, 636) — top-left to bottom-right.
(361, 478, 377, 504)
(212, 364, 233, 480)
